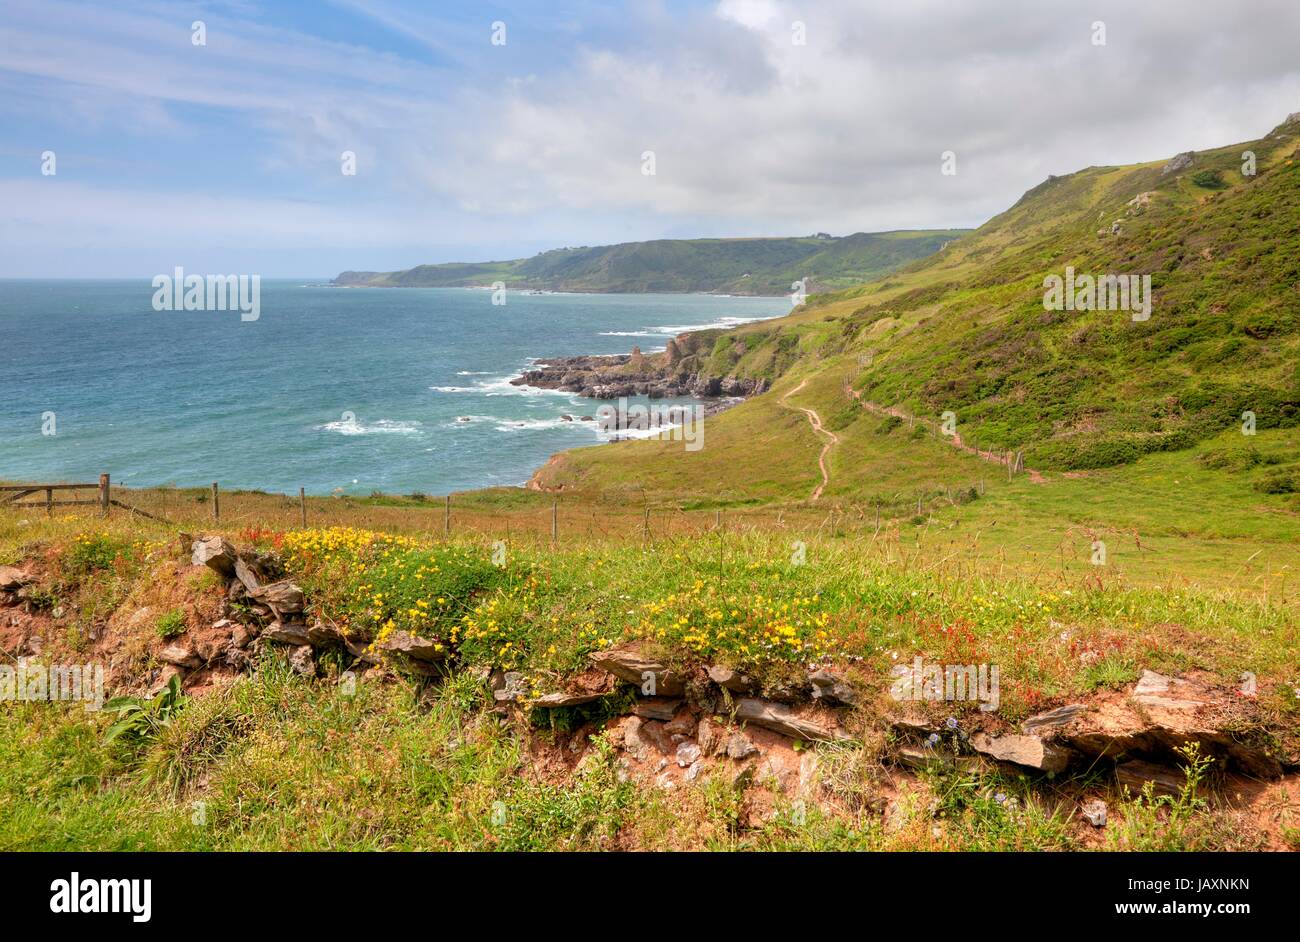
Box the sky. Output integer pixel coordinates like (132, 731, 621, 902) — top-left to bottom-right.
(2, 0, 1299, 278)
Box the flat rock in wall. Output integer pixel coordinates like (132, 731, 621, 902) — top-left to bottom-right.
(707, 664, 756, 693)
(633, 698, 683, 722)
(191, 537, 237, 577)
(0, 566, 33, 592)
(808, 668, 859, 707)
(734, 698, 850, 742)
(591, 643, 685, 696)
(158, 643, 202, 669)
(534, 690, 603, 708)
(249, 581, 305, 619)
(1017, 672, 1281, 778)
(970, 732, 1072, 773)
(378, 630, 444, 662)
(1115, 759, 1186, 798)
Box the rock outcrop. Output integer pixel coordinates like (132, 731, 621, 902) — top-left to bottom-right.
(511, 328, 769, 407)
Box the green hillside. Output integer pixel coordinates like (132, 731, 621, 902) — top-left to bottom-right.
(828, 121, 1300, 472)
(540, 113, 1300, 499)
(333, 229, 968, 295)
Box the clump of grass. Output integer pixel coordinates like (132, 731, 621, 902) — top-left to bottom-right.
(489, 731, 635, 851)
(927, 768, 1077, 851)
(1080, 653, 1139, 690)
(141, 688, 251, 795)
(1109, 742, 1219, 850)
(1254, 466, 1300, 494)
(155, 609, 186, 640)
(1282, 826, 1300, 851)
(1197, 445, 1269, 472)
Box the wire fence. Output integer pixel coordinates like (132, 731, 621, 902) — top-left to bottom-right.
(0, 474, 998, 546)
(5, 475, 1292, 594)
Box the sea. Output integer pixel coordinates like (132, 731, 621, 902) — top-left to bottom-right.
(0, 280, 789, 495)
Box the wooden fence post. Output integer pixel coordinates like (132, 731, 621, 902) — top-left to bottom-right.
(551, 499, 558, 544)
(99, 473, 110, 518)
(444, 495, 451, 536)
(299, 487, 307, 528)
(643, 506, 650, 541)
(45, 487, 53, 517)
(211, 482, 220, 522)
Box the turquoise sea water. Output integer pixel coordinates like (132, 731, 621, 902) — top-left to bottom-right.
(0, 280, 788, 495)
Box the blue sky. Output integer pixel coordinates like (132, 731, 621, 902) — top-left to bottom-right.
(3, 0, 1300, 277)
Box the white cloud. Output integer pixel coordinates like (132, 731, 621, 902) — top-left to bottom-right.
(3, 0, 1300, 275)
(420, 0, 1300, 231)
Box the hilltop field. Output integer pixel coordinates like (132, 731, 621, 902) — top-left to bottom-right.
(2, 117, 1298, 852)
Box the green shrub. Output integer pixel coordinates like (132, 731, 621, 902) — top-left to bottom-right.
(1254, 467, 1300, 494)
(1191, 170, 1227, 190)
(1239, 310, 1290, 339)
(877, 415, 902, 435)
(156, 609, 186, 640)
(824, 404, 862, 432)
(1057, 437, 1142, 470)
(1198, 446, 1262, 472)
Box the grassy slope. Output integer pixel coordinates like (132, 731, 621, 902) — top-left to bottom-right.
(817, 121, 1300, 469)
(334, 229, 968, 295)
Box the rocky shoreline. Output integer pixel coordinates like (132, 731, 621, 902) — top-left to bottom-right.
(510, 335, 769, 414)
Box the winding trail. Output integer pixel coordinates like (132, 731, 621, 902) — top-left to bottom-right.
(779, 379, 839, 501)
(844, 384, 1045, 484)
